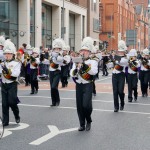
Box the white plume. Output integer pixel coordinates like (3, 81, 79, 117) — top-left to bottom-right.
(63, 45, 70, 51)
(118, 40, 127, 51)
(129, 49, 137, 57)
(3, 39, 16, 54)
(26, 44, 32, 50)
(142, 48, 149, 55)
(33, 47, 40, 55)
(52, 38, 65, 49)
(92, 45, 99, 53)
(0, 36, 5, 46)
(81, 37, 94, 52)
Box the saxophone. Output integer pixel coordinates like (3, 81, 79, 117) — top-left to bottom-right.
(141, 57, 149, 69)
(128, 57, 138, 72)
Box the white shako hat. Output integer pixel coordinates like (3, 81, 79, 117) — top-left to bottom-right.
(63, 45, 70, 51)
(118, 40, 127, 52)
(128, 49, 137, 57)
(142, 48, 149, 55)
(81, 37, 94, 52)
(92, 45, 99, 53)
(32, 47, 40, 55)
(26, 44, 33, 50)
(3, 39, 16, 54)
(52, 38, 65, 50)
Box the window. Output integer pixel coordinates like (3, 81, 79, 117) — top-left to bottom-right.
(30, 0, 35, 47)
(61, 7, 65, 39)
(91, 0, 97, 12)
(93, 0, 97, 12)
(0, 0, 18, 47)
(93, 18, 100, 32)
(82, 16, 85, 40)
(91, 0, 93, 11)
(42, 4, 52, 48)
(69, 14, 75, 51)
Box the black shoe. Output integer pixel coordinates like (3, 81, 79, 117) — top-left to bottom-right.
(128, 100, 132, 103)
(114, 109, 119, 112)
(3, 123, 9, 126)
(120, 106, 124, 111)
(134, 98, 137, 101)
(30, 92, 34, 94)
(15, 117, 20, 124)
(56, 102, 60, 106)
(145, 93, 148, 97)
(86, 123, 91, 131)
(50, 104, 56, 107)
(62, 84, 65, 88)
(78, 126, 85, 131)
(35, 90, 38, 94)
(93, 93, 96, 96)
(142, 94, 145, 97)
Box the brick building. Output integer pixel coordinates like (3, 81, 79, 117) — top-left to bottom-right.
(99, 0, 149, 51)
(135, 4, 149, 50)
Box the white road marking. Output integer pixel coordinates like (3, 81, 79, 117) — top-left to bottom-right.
(96, 77, 112, 82)
(29, 125, 77, 145)
(3, 122, 29, 138)
(19, 103, 150, 115)
(18, 96, 150, 106)
(18, 90, 150, 97)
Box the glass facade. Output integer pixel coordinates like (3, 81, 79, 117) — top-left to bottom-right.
(82, 16, 85, 40)
(30, 0, 35, 47)
(61, 7, 65, 39)
(0, 0, 18, 47)
(42, 4, 52, 48)
(69, 14, 75, 51)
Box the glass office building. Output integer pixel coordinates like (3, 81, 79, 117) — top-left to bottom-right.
(0, 0, 18, 47)
(0, 0, 87, 51)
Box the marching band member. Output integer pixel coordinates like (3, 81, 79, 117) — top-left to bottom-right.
(70, 37, 98, 131)
(139, 48, 150, 97)
(102, 51, 109, 76)
(30, 47, 40, 94)
(1, 40, 21, 126)
(0, 36, 5, 115)
(23, 45, 32, 86)
(96, 50, 102, 79)
(49, 38, 64, 106)
(112, 40, 128, 112)
(90, 45, 99, 96)
(127, 49, 140, 102)
(0, 36, 5, 62)
(0, 36, 5, 81)
(61, 45, 71, 88)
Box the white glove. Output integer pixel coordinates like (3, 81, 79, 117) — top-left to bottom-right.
(56, 56, 63, 62)
(115, 60, 119, 64)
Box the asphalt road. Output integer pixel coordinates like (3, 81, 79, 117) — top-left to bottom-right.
(0, 75, 150, 150)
